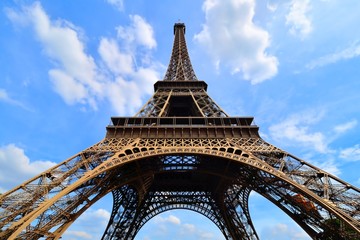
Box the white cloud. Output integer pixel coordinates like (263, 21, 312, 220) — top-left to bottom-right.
(6, 2, 102, 109)
(339, 144, 360, 162)
(286, 0, 313, 39)
(333, 119, 357, 134)
(63, 230, 92, 240)
(99, 14, 161, 115)
(85, 208, 111, 222)
(318, 162, 340, 176)
(267, 2, 278, 12)
(261, 223, 310, 240)
(98, 15, 161, 115)
(268, 112, 358, 175)
(147, 213, 223, 240)
(105, 77, 144, 115)
(269, 111, 330, 153)
(49, 69, 89, 105)
(181, 223, 222, 240)
(63, 208, 111, 240)
(307, 155, 340, 176)
(99, 43, 160, 115)
(98, 38, 133, 75)
(0, 88, 30, 110)
(167, 215, 181, 225)
(180, 223, 217, 240)
(195, 0, 278, 84)
(0, 144, 56, 193)
(154, 214, 181, 225)
(0, 88, 8, 100)
(117, 15, 157, 50)
(6, 3, 162, 115)
(197, 231, 216, 240)
(182, 223, 196, 233)
(5, 6, 28, 26)
(307, 42, 360, 69)
(106, 0, 124, 11)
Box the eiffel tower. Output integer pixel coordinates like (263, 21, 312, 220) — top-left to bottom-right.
(1, 23, 359, 240)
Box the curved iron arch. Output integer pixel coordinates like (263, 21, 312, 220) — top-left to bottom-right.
(2, 145, 359, 239)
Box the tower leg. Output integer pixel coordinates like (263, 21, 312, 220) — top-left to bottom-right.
(101, 186, 139, 240)
(218, 185, 259, 240)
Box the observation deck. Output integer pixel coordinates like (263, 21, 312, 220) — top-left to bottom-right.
(106, 117, 259, 138)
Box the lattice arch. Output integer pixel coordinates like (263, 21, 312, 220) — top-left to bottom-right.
(1, 142, 359, 239)
(1, 22, 360, 240)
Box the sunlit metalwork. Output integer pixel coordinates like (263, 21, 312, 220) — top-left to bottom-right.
(0, 23, 359, 240)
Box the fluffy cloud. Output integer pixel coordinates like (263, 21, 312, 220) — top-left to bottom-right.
(49, 69, 89, 105)
(81, 208, 111, 225)
(63, 208, 111, 240)
(140, 213, 224, 240)
(117, 15, 157, 50)
(154, 214, 181, 225)
(305, 154, 340, 176)
(0, 88, 29, 110)
(195, 0, 278, 84)
(99, 37, 161, 115)
(339, 144, 360, 162)
(106, 0, 124, 11)
(0, 144, 56, 193)
(104, 69, 158, 115)
(6, 2, 102, 109)
(63, 231, 92, 240)
(261, 223, 310, 240)
(333, 119, 357, 134)
(268, 112, 360, 176)
(179, 223, 217, 240)
(286, 0, 313, 39)
(6, 3, 162, 115)
(307, 42, 360, 69)
(182, 223, 196, 233)
(98, 14, 161, 115)
(98, 38, 133, 75)
(269, 111, 329, 153)
(266, 2, 278, 12)
(0, 88, 13, 102)
(0, 143, 111, 239)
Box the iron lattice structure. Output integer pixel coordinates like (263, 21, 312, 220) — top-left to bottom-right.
(1, 23, 360, 240)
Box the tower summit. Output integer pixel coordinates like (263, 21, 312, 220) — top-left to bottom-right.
(1, 23, 359, 240)
(136, 23, 227, 117)
(163, 22, 197, 81)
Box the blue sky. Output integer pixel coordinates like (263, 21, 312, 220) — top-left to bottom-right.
(1, 0, 360, 239)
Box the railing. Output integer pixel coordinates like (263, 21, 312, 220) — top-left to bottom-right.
(109, 117, 256, 127)
(106, 117, 259, 139)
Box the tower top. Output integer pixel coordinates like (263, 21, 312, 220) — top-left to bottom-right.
(163, 23, 197, 81)
(135, 23, 228, 117)
(174, 22, 185, 35)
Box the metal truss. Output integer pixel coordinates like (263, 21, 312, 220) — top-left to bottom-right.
(136, 89, 228, 117)
(163, 23, 197, 82)
(1, 22, 359, 240)
(1, 137, 359, 239)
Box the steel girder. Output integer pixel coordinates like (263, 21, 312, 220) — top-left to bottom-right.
(163, 23, 197, 82)
(136, 89, 228, 117)
(101, 154, 259, 240)
(3, 21, 359, 240)
(1, 137, 359, 239)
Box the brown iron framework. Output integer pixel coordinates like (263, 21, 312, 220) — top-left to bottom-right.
(1, 23, 359, 240)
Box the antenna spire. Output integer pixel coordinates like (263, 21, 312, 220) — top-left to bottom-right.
(163, 23, 197, 81)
